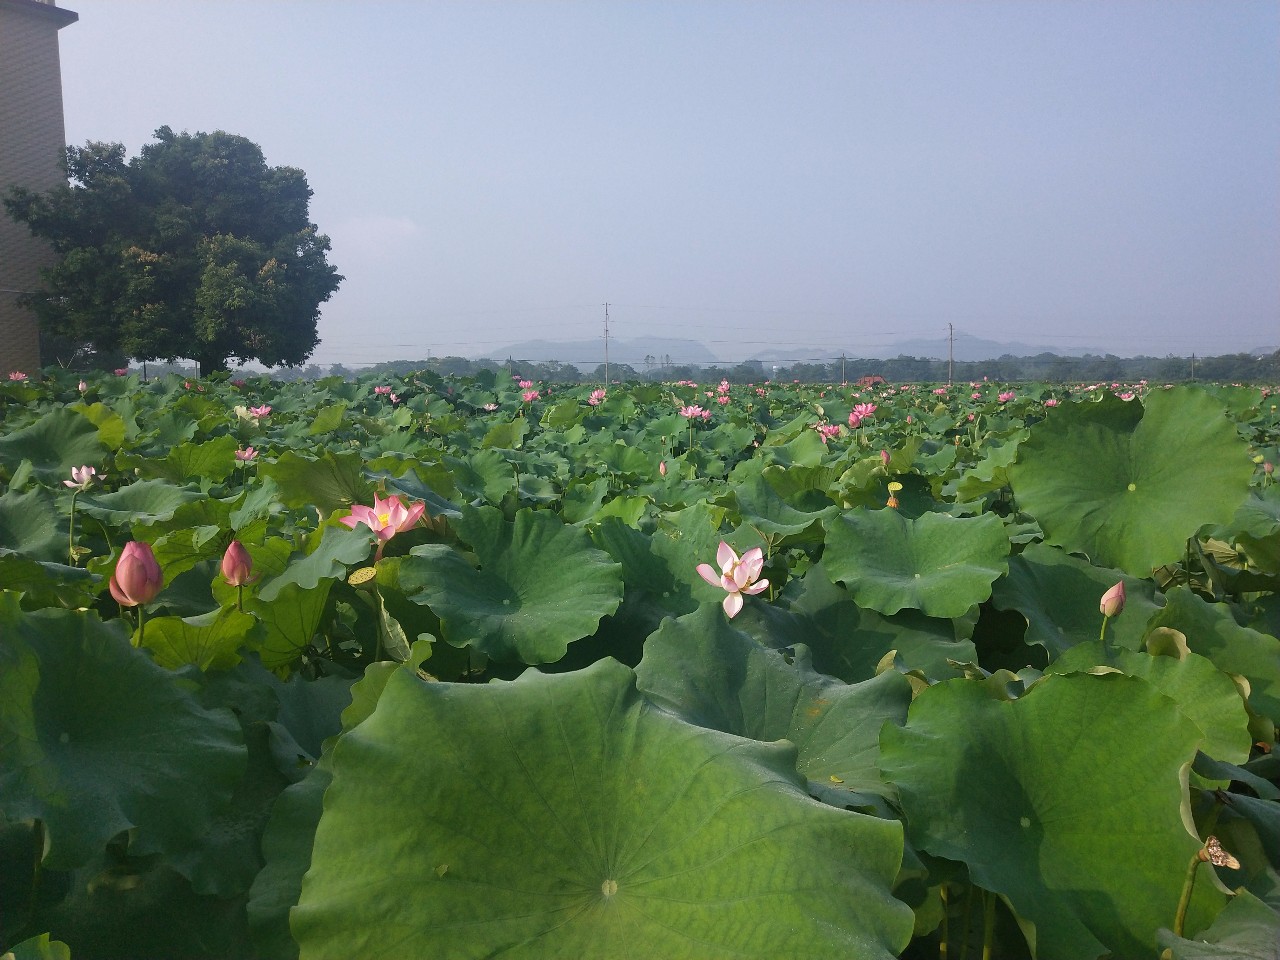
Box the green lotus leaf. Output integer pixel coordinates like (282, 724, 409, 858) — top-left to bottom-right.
(4, 933, 71, 960)
(258, 525, 374, 602)
(1046, 640, 1251, 763)
(141, 605, 260, 672)
(481, 416, 527, 449)
(1007, 389, 1253, 574)
(1158, 890, 1280, 960)
(446, 448, 515, 504)
(880, 672, 1226, 960)
(73, 399, 132, 450)
(401, 505, 623, 663)
(0, 595, 245, 869)
(991, 542, 1164, 657)
(306, 401, 347, 435)
(730, 471, 837, 539)
(131, 434, 239, 484)
(636, 604, 913, 804)
(258, 450, 373, 517)
(0, 487, 64, 563)
(248, 580, 334, 671)
(1147, 587, 1280, 724)
(0, 555, 101, 610)
(292, 658, 914, 959)
(823, 508, 1009, 617)
(0, 407, 106, 481)
(735, 563, 975, 682)
(76, 478, 206, 526)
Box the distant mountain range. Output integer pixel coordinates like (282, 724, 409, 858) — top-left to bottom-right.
(479, 332, 1102, 368)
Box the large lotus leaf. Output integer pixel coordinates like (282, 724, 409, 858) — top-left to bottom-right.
(4, 933, 71, 960)
(445, 448, 516, 504)
(991, 542, 1164, 657)
(141, 604, 260, 672)
(0, 487, 65, 563)
(636, 604, 913, 804)
(1046, 640, 1251, 764)
(258, 525, 374, 602)
(1147, 587, 1280, 724)
(0, 595, 245, 869)
(823, 508, 1009, 617)
(76, 478, 206, 526)
(1007, 389, 1253, 574)
(258, 450, 373, 516)
(0, 407, 106, 481)
(0, 555, 100, 610)
(292, 659, 914, 960)
(736, 563, 976, 682)
(880, 673, 1226, 960)
(401, 505, 622, 663)
(729, 471, 837, 539)
(128, 434, 239, 484)
(248, 580, 334, 671)
(1158, 890, 1280, 960)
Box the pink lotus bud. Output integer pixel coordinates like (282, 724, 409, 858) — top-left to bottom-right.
(1099, 581, 1126, 619)
(659, 460, 667, 476)
(220, 540, 256, 586)
(1265, 462, 1274, 475)
(880, 449, 890, 466)
(109, 541, 163, 607)
(78, 380, 88, 393)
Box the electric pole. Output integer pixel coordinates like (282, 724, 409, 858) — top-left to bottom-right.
(603, 302, 610, 385)
(948, 323, 954, 385)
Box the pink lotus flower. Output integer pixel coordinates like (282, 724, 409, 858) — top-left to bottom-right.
(78, 380, 88, 393)
(8, 371, 28, 381)
(113, 368, 129, 376)
(588, 388, 606, 406)
(522, 389, 540, 402)
(341, 493, 426, 560)
(1045, 398, 1059, 407)
(998, 392, 1015, 403)
(482, 402, 499, 412)
(220, 540, 257, 587)
(63, 465, 100, 490)
(389, 393, 400, 404)
(248, 404, 271, 419)
(679, 404, 708, 420)
(373, 385, 392, 395)
(971, 392, 982, 400)
(518, 380, 533, 389)
(235, 446, 258, 462)
(659, 460, 667, 476)
(697, 542, 770, 619)
(880, 449, 891, 466)
(813, 423, 842, 443)
(716, 395, 730, 405)
(1099, 581, 1126, 619)
(109, 541, 164, 607)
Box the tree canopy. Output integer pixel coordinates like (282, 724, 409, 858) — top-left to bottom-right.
(4, 127, 342, 375)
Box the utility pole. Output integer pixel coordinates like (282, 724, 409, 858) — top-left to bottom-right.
(948, 323, 954, 385)
(1190, 353, 1196, 380)
(840, 353, 847, 384)
(603, 302, 610, 385)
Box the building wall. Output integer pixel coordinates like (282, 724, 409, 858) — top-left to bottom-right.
(0, 0, 77, 375)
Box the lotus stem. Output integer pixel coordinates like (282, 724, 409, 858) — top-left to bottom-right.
(68, 489, 79, 566)
(135, 605, 146, 647)
(981, 889, 996, 960)
(1172, 850, 1201, 937)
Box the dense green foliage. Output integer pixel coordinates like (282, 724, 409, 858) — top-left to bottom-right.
(1, 369, 1278, 959)
(3, 129, 341, 375)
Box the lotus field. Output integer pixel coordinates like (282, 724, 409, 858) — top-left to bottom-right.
(3, 369, 1280, 960)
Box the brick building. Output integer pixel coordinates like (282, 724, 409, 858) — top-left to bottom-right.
(0, 0, 77, 375)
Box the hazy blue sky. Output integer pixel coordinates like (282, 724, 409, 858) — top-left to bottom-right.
(56, 1, 1278, 366)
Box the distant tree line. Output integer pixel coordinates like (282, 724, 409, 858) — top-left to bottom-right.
(262, 350, 1280, 385)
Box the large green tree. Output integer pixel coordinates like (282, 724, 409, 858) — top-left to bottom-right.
(4, 127, 342, 375)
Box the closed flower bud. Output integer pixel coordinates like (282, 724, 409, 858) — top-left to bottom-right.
(220, 540, 256, 587)
(1099, 581, 1126, 619)
(109, 541, 163, 607)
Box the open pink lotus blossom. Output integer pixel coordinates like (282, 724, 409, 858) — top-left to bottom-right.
(341, 493, 426, 560)
(8, 371, 28, 381)
(998, 392, 1015, 403)
(110, 541, 163, 607)
(113, 368, 129, 376)
(679, 404, 710, 420)
(1044, 398, 1059, 407)
(518, 380, 533, 389)
(588, 388, 606, 405)
(63, 465, 100, 490)
(697, 541, 769, 618)
(522, 389, 540, 402)
(373, 385, 392, 395)
(813, 423, 842, 443)
(248, 404, 271, 419)
(235, 446, 258, 462)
